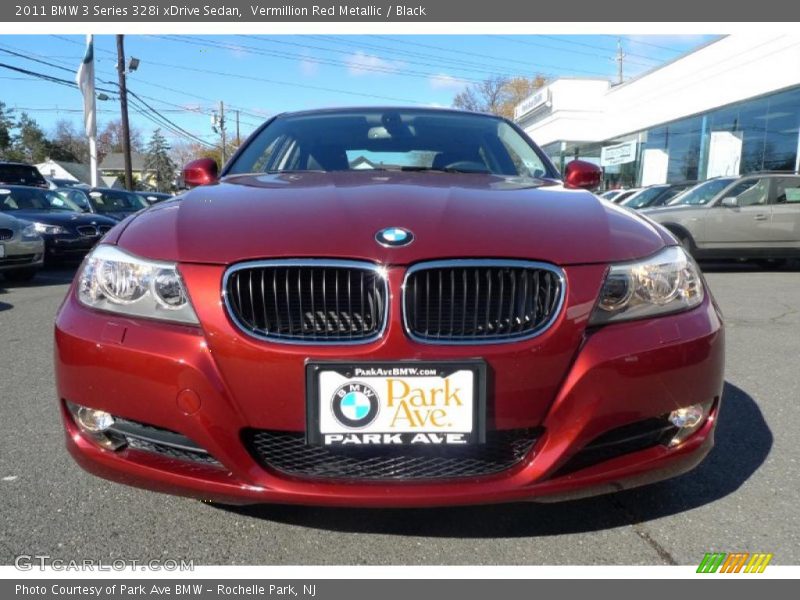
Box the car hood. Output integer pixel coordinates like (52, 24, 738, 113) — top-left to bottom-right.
(8, 210, 118, 227)
(116, 171, 669, 265)
(0, 213, 23, 229)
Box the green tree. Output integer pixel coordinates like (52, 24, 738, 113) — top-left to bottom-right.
(143, 129, 177, 192)
(12, 112, 51, 163)
(0, 101, 15, 158)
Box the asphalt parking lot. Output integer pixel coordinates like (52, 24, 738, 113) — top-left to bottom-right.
(1, 261, 798, 566)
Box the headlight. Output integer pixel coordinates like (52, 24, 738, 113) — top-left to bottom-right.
(33, 222, 66, 235)
(77, 245, 199, 324)
(21, 223, 41, 240)
(589, 246, 704, 325)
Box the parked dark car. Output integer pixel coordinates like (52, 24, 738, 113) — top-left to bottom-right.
(0, 185, 117, 262)
(0, 212, 44, 281)
(59, 187, 149, 222)
(46, 177, 88, 190)
(620, 182, 697, 209)
(0, 162, 48, 188)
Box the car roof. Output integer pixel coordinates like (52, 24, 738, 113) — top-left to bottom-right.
(0, 184, 48, 190)
(276, 106, 506, 120)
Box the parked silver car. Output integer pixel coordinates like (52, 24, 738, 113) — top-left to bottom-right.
(642, 173, 800, 261)
(0, 213, 45, 281)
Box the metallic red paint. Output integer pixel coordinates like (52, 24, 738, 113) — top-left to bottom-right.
(119, 172, 667, 265)
(563, 160, 602, 191)
(54, 245, 724, 505)
(183, 158, 219, 188)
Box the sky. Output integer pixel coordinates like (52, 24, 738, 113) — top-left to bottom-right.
(0, 33, 717, 151)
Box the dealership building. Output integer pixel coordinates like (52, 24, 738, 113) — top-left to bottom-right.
(515, 34, 800, 189)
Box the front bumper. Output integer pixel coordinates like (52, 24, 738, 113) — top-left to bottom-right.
(44, 233, 103, 260)
(55, 264, 724, 507)
(0, 237, 44, 271)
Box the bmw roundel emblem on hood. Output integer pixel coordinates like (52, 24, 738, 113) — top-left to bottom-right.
(375, 227, 414, 247)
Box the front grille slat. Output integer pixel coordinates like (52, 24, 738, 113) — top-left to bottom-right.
(0, 228, 14, 241)
(225, 261, 387, 343)
(245, 428, 542, 481)
(404, 260, 563, 343)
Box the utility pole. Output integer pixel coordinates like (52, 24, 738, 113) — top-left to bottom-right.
(615, 38, 625, 85)
(219, 100, 227, 165)
(116, 34, 134, 190)
(236, 110, 240, 146)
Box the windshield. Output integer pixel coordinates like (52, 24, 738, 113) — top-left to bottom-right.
(621, 186, 668, 209)
(0, 186, 83, 211)
(227, 109, 553, 178)
(88, 189, 148, 212)
(55, 188, 92, 211)
(667, 178, 737, 206)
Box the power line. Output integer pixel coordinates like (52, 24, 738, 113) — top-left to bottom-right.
(130, 57, 432, 105)
(615, 35, 687, 54)
(371, 34, 637, 71)
(47, 35, 277, 122)
(153, 34, 484, 85)
(126, 88, 213, 147)
(245, 34, 561, 80)
(0, 58, 213, 148)
(4, 39, 263, 137)
(534, 35, 668, 64)
(491, 35, 659, 69)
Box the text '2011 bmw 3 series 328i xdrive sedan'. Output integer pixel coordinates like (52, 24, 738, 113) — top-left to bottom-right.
(54, 108, 724, 507)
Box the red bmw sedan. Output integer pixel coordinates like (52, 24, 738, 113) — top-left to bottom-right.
(54, 108, 724, 507)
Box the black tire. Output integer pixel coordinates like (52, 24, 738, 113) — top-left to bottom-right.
(670, 229, 695, 254)
(3, 268, 39, 282)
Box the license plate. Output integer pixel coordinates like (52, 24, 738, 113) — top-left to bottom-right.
(0, 244, 4, 258)
(306, 361, 486, 446)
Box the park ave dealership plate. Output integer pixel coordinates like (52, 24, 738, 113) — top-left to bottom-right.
(306, 361, 486, 446)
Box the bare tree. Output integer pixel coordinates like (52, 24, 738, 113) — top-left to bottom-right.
(453, 75, 547, 119)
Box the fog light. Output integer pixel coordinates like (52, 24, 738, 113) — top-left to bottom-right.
(75, 407, 115, 432)
(668, 401, 713, 446)
(65, 401, 125, 450)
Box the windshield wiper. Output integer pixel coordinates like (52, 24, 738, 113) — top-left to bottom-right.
(399, 166, 491, 174)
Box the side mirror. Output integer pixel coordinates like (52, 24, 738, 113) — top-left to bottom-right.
(719, 196, 739, 208)
(183, 158, 219, 188)
(564, 160, 602, 191)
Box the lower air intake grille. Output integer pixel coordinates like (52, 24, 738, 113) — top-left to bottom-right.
(552, 417, 678, 477)
(76, 225, 99, 237)
(404, 260, 564, 343)
(224, 260, 387, 343)
(243, 429, 541, 481)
